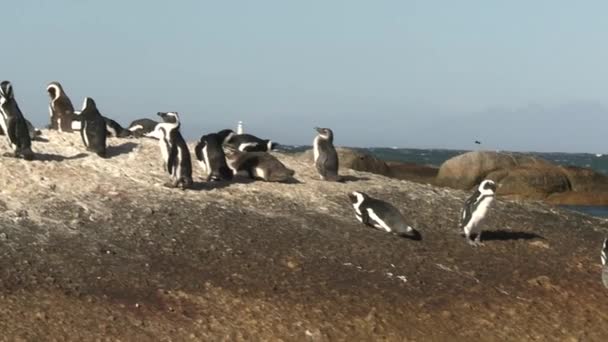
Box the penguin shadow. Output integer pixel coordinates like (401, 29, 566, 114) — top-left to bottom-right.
(339, 175, 370, 183)
(480, 230, 544, 242)
(34, 152, 88, 162)
(106, 142, 139, 158)
(32, 136, 50, 143)
(188, 177, 255, 191)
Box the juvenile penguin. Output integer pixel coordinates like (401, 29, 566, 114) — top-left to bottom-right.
(602, 237, 608, 288)
(194, 131, 234, 181)
(77, 97, 107, 158)
(128, 118, 159, 137)
(225, 147, 295, 182)
(47, 81, 75, 132)
(313, 127, 339, 181)
(225, 132, 277, 152)
(460, 179, 497, 246)
(348, 191, 421, 240)
(0, 81, 34, 160)
(146, 112, 193, 189)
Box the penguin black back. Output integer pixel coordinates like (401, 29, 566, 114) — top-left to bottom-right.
(78, 97, 107, 158)
(348, 191, 421, 240)
(195, 133, 233, 181)
(0, 81, 34, 160)
(47, 81, 75, 132)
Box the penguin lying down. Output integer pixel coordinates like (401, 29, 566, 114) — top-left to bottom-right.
(348, 191, 421, 240)
(224, 146, 295, 183)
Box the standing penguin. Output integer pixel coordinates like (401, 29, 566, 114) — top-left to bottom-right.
(460, 179, 497, 246)
(146, 112, 193, 189)
(77, 97, 107, 158)
(47, 81, 75, 132)
(348, 191, 421, 240)
(313, 127, 339, 181)
(601, 237, 608, 288)
(194, 131, 233, 181)
(0, 81, 34, 160)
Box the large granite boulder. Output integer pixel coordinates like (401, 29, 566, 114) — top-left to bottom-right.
(486, 165, 571, 200)
(436, 151, 551, 189)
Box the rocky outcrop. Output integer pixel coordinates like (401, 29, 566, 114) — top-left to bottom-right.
(436, 151, 552, 189)
(298, 147, 438, 183)
(436, 151, 608, 205)
(0, 131, 606, 340)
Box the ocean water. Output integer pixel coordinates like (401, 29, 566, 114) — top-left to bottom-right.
(282, 145, 608, 218)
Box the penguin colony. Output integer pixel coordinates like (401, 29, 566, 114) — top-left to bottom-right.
(0, 80, 606, 288)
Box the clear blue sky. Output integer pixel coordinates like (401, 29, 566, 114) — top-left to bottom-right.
(3, 1, 608, 153)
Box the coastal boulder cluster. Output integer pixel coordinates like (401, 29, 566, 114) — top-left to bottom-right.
(0, 80, 606, 288)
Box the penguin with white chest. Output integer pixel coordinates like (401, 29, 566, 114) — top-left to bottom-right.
(0, 81, 34, 160)
(348, 191, 421, 240)
(313, 127, 339, 181)
(47, 81, 75, 132)
(146, 112, 193, 189)
(76, 97, 107, 158)
(601, 237, 608, 288)
(459, 179, 497, 246)
(194, 131, 233, 181)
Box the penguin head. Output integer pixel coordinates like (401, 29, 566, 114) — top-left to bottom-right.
(265, 140, 279, 151)
(478, 179, 497, 195)
(602, 237, 607, 266)
(0, 81, 14, 103)
(217, 129, 236, 143)
(46, 82, 63, 100)
(403, 228, 422, 241)
(314, 127, 334, 141)
(158, 112, 180, 124)
(81, 97, 97, 111)
(348, 191, 368, 205)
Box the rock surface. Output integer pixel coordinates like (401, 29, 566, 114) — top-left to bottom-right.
(0, 131, 607, 340)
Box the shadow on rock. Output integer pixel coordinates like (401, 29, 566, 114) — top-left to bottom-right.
(482, 230, 543, 241)
(35, 152, 88, 162)
(106, 142, 138, 158)
(340, 175, 370, 183)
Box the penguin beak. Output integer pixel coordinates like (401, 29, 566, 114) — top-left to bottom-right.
(314, 127, 322, 133)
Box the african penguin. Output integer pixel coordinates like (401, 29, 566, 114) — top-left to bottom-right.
(145, 112, 193, 189)
(348, 191, 421, 240)
(0, 81, 34, 160)
(0, 119, 42, 140)
(47, 81, 75, 132)
(194, 131, 233, 181)
(225, 132, 277, 152)
(224, 147, 295, 182)
(104, 117, 131, 138)
(313, 127, 339, 181)
(602, 237, 608, 288)
(127, 118, 159, 137)
(459, 179, 497, 246)
(76, 97, 107, 158)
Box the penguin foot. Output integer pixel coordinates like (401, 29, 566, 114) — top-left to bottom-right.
(467, 238, 483, 247)
(163, 181, 178, 188)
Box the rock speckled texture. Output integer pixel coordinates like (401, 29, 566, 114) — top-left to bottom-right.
(0, 131, 607, 340)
